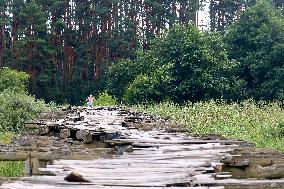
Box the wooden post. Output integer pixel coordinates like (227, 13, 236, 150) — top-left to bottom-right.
(24, 153, 51, 176)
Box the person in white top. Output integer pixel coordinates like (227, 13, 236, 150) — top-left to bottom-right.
(86, 95, 94, 108)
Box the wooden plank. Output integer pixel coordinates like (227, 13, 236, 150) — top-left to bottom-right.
(1, 181, 224, 189)
(17, 176, 193, 187)
(50, 159, 212, 167)
(116, 138, 245, 145)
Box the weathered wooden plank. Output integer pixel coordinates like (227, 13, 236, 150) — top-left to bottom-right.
(117, 138, 246, 145)
(14, 176, 194, 187)
(1, 180, 224, 189)
(40, 167, 193, 175)
(0, 151, 30, 161)
(0, 147, 113, 161)
(46, 162, 210, 170)
(50, 159, 212, 167)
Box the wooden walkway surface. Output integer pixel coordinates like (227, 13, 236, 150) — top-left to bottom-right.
(1, 107, 284, 189)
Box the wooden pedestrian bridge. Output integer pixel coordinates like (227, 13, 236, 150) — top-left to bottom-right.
(0, 107, 284, 189)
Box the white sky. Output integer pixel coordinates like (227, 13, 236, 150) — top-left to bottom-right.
(197, 1, 210, 31)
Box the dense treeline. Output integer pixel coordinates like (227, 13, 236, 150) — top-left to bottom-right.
(106, 0, 284, 103)
(0, 0, 284, 104)
(0, 0, 206, 103)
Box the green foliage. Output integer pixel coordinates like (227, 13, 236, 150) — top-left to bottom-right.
(123, 74, 156, 104)
(121, 25, 243, 104)
(0, 132, 16, 144)
(106, 59, 138, 100)
(0, 90, 53, 132)
(123, 64, 173, 104)
(1, 0, 284, 105)
(106, 51, 158, 100)
(0, 68, 54, 132)
(2, 0, 206, 105)
(0, 161, 24, 177)
(0, 67, 29, 93)
(0, 133, 24, 177)
(226, 0, 284, 100)
(94, 91, 117, 106)
(134, 100, 284, 151)
(276, 122, 284, 137)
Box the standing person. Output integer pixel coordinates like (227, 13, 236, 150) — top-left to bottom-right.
(86, 95, 94, 108)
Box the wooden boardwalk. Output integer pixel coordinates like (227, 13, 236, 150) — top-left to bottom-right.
(1, 107, 284, 189)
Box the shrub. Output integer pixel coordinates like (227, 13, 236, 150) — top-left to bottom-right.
(123, 74, 153, 104)
(0, 67, 29, 93)
(147, 25, 241, 103)
(94, 91, 117, 106)
(116, 25, 242, 104)
(0, 90, 52, 132)
(123, 64, 173, 104)
(106, 51, 158, 101)
(106, 59, 136, 99)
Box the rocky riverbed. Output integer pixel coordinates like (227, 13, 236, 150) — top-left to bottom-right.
(0, 106, 284, 189)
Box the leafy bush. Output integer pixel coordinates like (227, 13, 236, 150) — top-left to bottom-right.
(0, 68, 55, 132)
(94, 91, 117, 106)
(0, 90, 52, 132)
(106, 51, 158, 100)
(123, 74, 153, 104)
(0, 67, 51, 176)
(111, 25, 243, 104)
(134, 100, 284, 151)
(152, 25, 242, 102)
(123, 64, 173, 104)
(0, 67, 29, 93)
(106, 59, 137, 99)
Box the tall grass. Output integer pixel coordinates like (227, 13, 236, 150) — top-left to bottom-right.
(134, 100, 284, 151)
(0, 133, 24, 177)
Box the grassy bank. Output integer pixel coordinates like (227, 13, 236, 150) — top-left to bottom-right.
(133, 100, 284, 151)
(0, 133, 24, 177)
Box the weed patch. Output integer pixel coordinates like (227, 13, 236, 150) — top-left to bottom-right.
(133, 100, 284, 151)
(0, 133, 24, 177)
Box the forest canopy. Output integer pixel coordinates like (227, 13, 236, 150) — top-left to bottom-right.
(0, 0, 284, 104)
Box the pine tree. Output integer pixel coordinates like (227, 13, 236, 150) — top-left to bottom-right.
(0, 0, 8, 67)
(2, 0, 206, 103)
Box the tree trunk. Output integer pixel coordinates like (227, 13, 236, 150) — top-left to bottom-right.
(0, 19, 4, 67)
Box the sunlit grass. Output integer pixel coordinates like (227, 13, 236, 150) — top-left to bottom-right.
(0, 132, 24, 177)
(133, 100, 284, 151)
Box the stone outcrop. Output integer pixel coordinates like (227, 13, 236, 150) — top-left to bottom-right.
(220, 148, 284, 179)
